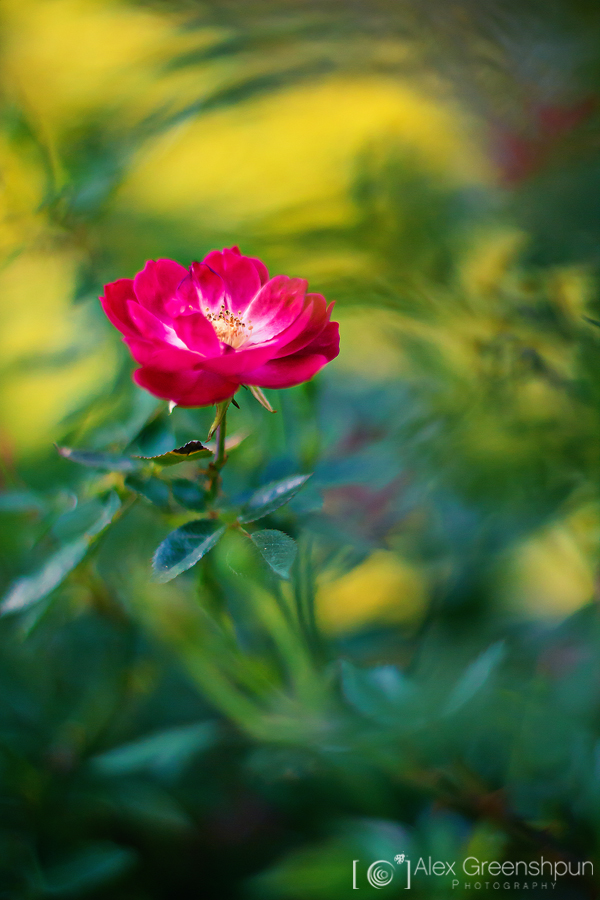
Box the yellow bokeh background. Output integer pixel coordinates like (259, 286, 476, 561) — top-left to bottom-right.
(0, 0, 486, 457)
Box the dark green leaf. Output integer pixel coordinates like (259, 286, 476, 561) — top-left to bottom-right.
(136, 441, 212, 467)
(43, 842, 136, 896)
(443, 642, 505, 716)
(129, 411, 175, 457)
(0, 493, 120, 615)
(171, 479, 206, 511)
(152, 520, 226, 583)
(238, 474, 312, 523)
(91, 721, 218, 777)
(125, 475, 171, 508)
(250, 529, 297, 579)
(340, 660, 417, 727)
(57, 445, 141, 472)
(102, 782, 191, 832)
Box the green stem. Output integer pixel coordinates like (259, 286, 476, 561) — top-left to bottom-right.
(294, 534, 326, 664)
(215, 413, 227, 469)
(207, 403, 228, 502)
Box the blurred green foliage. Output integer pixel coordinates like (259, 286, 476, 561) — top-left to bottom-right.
(3, 0, 600, 898)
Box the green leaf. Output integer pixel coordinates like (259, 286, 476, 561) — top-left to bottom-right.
(136, 440, 212, 467)
(85, 492, 121, 536)
(0, 493, 121, 615)
(43, 842, 135, 896)
(125, 474, 171, 508)
(340, 660, 415, 724)
(52, 499, 106, 542)
(238, 474, 312, 523)
(57, 445, 141, 472)
(0, 491, 46, 513)
(130, 411, 175, 457)
(1, 538, 89, 616)
(102, 782, 191, 832)
(250, 529, 297, 579)
(152, 520, 226, 583)
(443, 642, 505, 716)
(91, 721, 218, 777)
(171, 478, 206, 511)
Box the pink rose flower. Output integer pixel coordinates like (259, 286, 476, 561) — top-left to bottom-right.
(100, 247, 339, 407)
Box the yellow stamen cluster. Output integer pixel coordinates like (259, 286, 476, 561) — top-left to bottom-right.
(205, 304, 253, 349)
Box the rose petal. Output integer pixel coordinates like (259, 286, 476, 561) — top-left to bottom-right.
(242, 322, 340, 389)
(251, 296, 319, 355)
(200, 298, 317, 377)
(273, 294, 331, 357)
(133, 366, 238, 407)
(164, 273, 200, 317)
(172, 312, 221, 355)
(200, 342, 280, 378)
(100, 279, 137, 336)
(125, 303, 204, 367)
(182, 264, 226, 316)
(244, 276, 307, 342)
(126, 338, 201, 370)
(202, 248, 262, 312)
(227, 245, 269, 284)
(133, 259, 188, 318)
(248, 256, 269, 285)
(126, 301, 180, 344)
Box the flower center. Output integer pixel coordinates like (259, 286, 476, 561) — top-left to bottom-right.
(205, 305, 253, 349)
